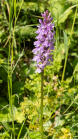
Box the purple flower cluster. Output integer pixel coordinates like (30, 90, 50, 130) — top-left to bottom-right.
(32, 10, 55, 73)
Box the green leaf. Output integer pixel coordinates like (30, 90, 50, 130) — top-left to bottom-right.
(16, 1, 45, 12)
(54, 4, 78, 24)
(0, 31, 4, 37)
(43, 120, 52, 131)
(63, 30, 68, 57)
(49, 2, 65, 20)
(73, 61, 78, 74)
(0, 108, 12, 123)
(58, 8, 72, 24)
(73, 62, 78, 82)
(67, 0, 78, 4)
(14, 0, 16, 18)
(0, 79, 3, 83)
(71, 52, 78, 58)
(0, 67, 8, 82)
(12, 81, 24, 97)
(16, 2, 38, 12)
(14, 124, 27, 137)
(0, 132, 10, 138)
(2, 122, 11, 132)
(54, 115, 65, 127)
(15, 110, 25, 123)
(15, 26, 37, 39)
(29, 131, 41, 139)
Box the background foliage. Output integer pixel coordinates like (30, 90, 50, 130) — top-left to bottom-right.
(0, 0, 78, 138)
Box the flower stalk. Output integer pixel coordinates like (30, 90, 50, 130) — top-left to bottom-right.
(41, 70, 44, 138)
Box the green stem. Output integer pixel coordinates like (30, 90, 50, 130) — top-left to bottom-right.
(41, 70, 44, 139)
(61, 7, 77, 82)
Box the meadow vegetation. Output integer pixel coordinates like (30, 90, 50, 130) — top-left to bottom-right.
(0, 0, 78, 138)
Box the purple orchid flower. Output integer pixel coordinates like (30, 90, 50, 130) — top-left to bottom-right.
(32, 10, 55, 73)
